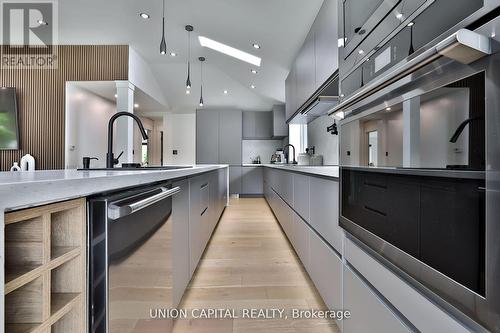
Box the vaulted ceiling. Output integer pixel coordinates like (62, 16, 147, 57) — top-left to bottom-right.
(58, 0, 324, 112)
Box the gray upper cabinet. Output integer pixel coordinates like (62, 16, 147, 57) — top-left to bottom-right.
(295, 30, 316, 109)
(285, 0, 339, 123)
(218, 110, 242, 165)
(272, 105, 288, 138)
(242, 111, 273, 139)
(285, 68, 296, 122)
(314, 0, 339, 86)
(196, 110, 219, 164)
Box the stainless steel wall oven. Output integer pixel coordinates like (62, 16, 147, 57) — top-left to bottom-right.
(338, 13, 500, 333)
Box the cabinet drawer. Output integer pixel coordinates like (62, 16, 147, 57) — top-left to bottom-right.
(293, 174, 310, 221)
(310, 177, 342, 252)
(343, 265, 411, 333)
(345, 238, 473, 333)
(308, 231, 342, 311)
(293, 212, 310, 269)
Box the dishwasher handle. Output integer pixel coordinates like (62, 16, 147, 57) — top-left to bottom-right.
(108, 186, 181, 219)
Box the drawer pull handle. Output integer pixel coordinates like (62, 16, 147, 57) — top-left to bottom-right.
(364, 205, 387, 217)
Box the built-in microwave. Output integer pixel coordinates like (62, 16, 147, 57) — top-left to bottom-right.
(339, 0, 500, 101)
(338, 14, 500, 333)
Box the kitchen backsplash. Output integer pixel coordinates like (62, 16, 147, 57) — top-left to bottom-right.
(307, 115, 339, 165)
(242, 140, 283, 164)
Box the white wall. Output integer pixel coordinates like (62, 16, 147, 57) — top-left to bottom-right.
(242, 140, 283, 164)
(164, 113, 196, 165)
(128, 47, 169, 108)
(65, 84, 116, 169)
(308, 115, 339, 165)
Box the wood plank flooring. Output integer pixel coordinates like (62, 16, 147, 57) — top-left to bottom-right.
(173, 198, 340, 333)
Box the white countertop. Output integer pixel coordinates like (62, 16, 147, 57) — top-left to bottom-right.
(0, 165, 228, 211)
(242, 164, 339, 179)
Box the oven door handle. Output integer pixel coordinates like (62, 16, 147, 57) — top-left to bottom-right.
(108, 186, 181, 219)
(330, 29, 495, 117)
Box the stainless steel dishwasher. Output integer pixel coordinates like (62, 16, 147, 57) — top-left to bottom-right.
(88, 182, 181, 333)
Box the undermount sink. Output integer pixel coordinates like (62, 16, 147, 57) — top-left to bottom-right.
(78, 166, 193, 171)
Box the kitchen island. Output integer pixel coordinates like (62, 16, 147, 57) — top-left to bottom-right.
(0, 165, 229, 333)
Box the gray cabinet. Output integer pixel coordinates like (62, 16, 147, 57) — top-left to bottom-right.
(343, 266, 411, 333)
(172, 179, 190, 306)
(229, 166, 242, 194)
(196, 109, 241, 165)
(295, 30, 316, 109)
(293, 174, 310, 221)
(285, 0, 339, 123)
(314, 0, 339, 86)
(219, 110, 242, 165)
(242, 166, 263, 195)
(285, 68, 297, 122)
(293, 212, 310, 269)
(309, 177, 342, 253)
(272, 105, 288, 138)
(243, 111, 273, 139)
(196, 110, 219, 164)
(308, 231, 342, 311)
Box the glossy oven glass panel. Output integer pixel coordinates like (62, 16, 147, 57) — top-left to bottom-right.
(341, 168, 485, 295)
(340, 0, 484, 98)
(341, 72, 486, 171)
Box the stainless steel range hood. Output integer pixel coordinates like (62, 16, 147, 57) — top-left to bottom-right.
(289, 71, 339, 124)
(300, 71, 339, 116)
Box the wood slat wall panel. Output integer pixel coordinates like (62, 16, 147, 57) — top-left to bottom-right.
(0, 45, 128, 171)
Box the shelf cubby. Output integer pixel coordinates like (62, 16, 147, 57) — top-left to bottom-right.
(4, 198, 86, 333)
(5, 276, 46, 333)
(5, 216, 47, 293)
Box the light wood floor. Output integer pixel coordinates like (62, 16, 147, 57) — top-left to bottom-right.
(173, 198, 340, 333)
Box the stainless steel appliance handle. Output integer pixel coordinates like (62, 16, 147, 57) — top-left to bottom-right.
(330, 29, 494, 117)
(108, 186, 181, 219)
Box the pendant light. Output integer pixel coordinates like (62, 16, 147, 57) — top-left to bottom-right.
(185, 25, 193, 90)
(199, 57, 205, 107)
(159, 0, 167, 54)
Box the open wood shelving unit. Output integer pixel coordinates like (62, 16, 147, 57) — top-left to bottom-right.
(4, 198, 86, 333)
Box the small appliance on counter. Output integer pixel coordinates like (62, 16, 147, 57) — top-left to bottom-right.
(297, 153, 311, 166)
(250, 155, 261, 164)
(271, 149, 285, 164)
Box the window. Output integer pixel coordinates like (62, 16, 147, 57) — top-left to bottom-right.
(288, 124, 308, 160)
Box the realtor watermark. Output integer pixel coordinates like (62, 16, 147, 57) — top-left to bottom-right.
(150, 308, 352, 321)
(0, 0, 58, 69)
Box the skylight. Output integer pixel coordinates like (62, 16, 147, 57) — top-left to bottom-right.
(198, 36, 261, 67)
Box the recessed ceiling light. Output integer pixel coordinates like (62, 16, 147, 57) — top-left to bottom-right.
(114, 94, 118, 98)
(223, 90, 228, 94)
(37, 19, 48, 26)
(491, 32, 496, 38)
(139, 13, 150, 19)
(186, 89, 191, 95)
(134, 104, 139, 108)
(358, 49, 364, 55)
(250, 84, 256, 89)
(340, 93, 345, 98)
(396, 13, 403, 19)
(170, 52, 177, 57)
(199, 36, 262, 66)
(252, 43, 261, 49)
(386, 107, 391, 111)
(251, 69, 258, 74)
(408, 22, 415, 27)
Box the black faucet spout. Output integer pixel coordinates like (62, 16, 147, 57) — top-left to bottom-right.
(449, 117, 480, 143)
(283, 144, 297, 164)
(107, 112, 149, 168)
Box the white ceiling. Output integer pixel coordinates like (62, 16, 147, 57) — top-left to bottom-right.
(58, 0, 324, 113)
